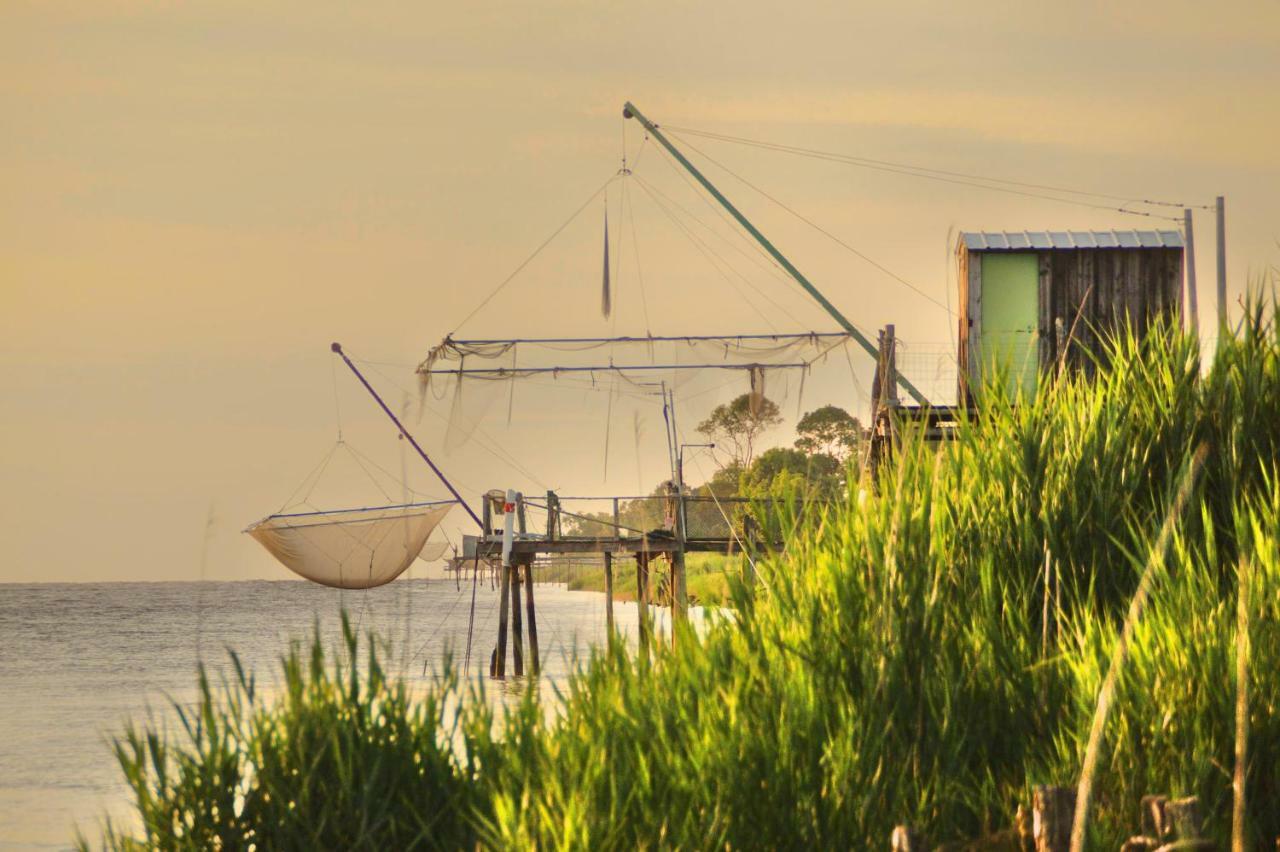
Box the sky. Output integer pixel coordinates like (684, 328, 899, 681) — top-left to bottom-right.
(2, 0, 1278, 583)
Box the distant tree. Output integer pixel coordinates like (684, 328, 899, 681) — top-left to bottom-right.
(696, 394, 782, 468)
(794, 405, 861, 461)
(742, 447, 842, 498)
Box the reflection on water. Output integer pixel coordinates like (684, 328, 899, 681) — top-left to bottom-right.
(0, 578, 658, 850)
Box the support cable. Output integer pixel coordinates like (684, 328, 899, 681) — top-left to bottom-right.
(630, 174, 783, 330)
(665, 125, 1208, 215)
(633, 171, 814, 326)
(669, 132, 955, 315)
(452, 172, 618, 334)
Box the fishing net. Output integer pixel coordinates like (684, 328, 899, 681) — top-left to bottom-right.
(246, 502, 454, 589)
(417, 333, 854, 449)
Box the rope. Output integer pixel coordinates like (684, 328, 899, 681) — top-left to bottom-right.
(665, 125, 1200, 218)
(277, 442, 342, 513)
(630, 173, 782, 331)
(356, 356, 551, 492)
(452, 172, 618, 334)
(622, 176, 652, 333)
(666, 133, 956, 315)
(463, 550, 482, 677)
(687, 452, 764, 588)
(632, 171, 810, 327)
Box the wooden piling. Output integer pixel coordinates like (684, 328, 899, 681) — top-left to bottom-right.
(1033, 786, 1075, 852)
(603, 551, 615, 633)
(494, 490, 514, 679)
(636, 550, 651, 646)
(890, 825, 926, 851)
(510, 494, 525, 677)
(495, 560, 510, 679)
(523, 555, 540, 675)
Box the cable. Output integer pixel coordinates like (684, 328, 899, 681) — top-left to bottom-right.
(632, 170, 814, 326)
(630, 173, 783, 330)
(665, 125, 1207, 215)
(354, 356, 551, 492)
(452, 172, 618, 334)
(622, 176, 652, 333)
(669, 132, 956, 315)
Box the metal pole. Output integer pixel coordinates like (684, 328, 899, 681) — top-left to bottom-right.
(622, 101, 928, 406)
(331, 343, 483, 529)
(1215, 195, 1227, 329)
(1183, 208, 1198, 332)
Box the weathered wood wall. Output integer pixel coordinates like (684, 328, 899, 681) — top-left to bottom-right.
(957, 246, 1182, 398)
(1039, 247, 1182, 376)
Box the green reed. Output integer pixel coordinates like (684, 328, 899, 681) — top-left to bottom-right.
(92, 298, 1280, 849)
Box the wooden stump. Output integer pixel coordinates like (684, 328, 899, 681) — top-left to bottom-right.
(1032, 786, 1075, 852)
(891, 825, 927, 852)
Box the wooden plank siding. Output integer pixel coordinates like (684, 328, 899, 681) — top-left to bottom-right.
(959, 245, 1182, 395)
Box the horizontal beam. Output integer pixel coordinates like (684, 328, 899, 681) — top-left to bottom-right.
(476, 537, 775, 555)
(420, 361, 810, 376)
(444, 331, 850, 346)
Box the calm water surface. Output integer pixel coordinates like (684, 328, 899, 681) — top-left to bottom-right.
(0, 578, 644, 850)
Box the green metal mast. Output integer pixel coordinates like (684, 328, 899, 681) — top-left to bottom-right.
(622, 101, 928, 406)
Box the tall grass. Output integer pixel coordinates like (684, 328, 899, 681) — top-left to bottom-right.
(92, 303, 1280, 849)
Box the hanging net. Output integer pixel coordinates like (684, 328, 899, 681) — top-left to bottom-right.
(246, 501, 454, 589)
(416, 332, 855, 448)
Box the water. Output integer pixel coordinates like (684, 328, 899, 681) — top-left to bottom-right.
(0, 578, 640, 850)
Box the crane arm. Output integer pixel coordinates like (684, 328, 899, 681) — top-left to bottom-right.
(622, 101, 928, 406)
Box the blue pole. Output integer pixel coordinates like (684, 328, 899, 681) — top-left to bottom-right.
(331, 342, 484, 529)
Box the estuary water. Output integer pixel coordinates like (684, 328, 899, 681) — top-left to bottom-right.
(0, 578, 638, 850)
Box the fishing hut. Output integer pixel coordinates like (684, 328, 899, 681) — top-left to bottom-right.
(956, 229, 1185, 400)
(867, 230, 1186, 465)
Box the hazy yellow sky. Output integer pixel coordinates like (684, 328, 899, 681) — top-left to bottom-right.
(2, 0, 1278, 583)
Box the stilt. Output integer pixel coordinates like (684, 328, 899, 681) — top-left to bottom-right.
(495, 561, 510, 678)
(511, 551, 524, 677)
(494, 489, 516, 679)
(604, 551, 615, 634)
(636, 550, 651, 646)
(522, 555, 540, 674)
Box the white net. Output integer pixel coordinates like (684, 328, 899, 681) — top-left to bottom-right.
(416, 333, 855, 449)
(246, 502, 453, 589)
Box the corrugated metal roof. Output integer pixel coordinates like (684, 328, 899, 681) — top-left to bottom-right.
(961, 230, 1183, 251)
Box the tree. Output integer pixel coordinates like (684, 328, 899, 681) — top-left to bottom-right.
(696, 393, 782, 468)
(794, 405, 861, 461)
(742, 447, 842, 498)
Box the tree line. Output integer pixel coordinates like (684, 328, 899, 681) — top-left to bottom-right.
(565, 394, 862, 539)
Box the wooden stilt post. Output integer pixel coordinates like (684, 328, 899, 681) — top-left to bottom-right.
(1215, 195, 1227, 329)
(604, 551, 615, 634)
(523, 554, 540, 675)
(1183, 208, 1199, 332)
(1033, 786, 1075, 852)
(636, 548, 651, 647)
(510, 494, 525, 676)
(890, 825, 927, 852)
(494, 489, 515, 679)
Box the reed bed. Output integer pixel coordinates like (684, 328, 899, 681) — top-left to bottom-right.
(92, 303, 1280, 849)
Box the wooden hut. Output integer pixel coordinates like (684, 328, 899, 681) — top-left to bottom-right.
(957, 230, 1184, 400)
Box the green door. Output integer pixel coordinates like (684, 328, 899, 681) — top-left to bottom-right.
(979, 253, 1038, 399)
